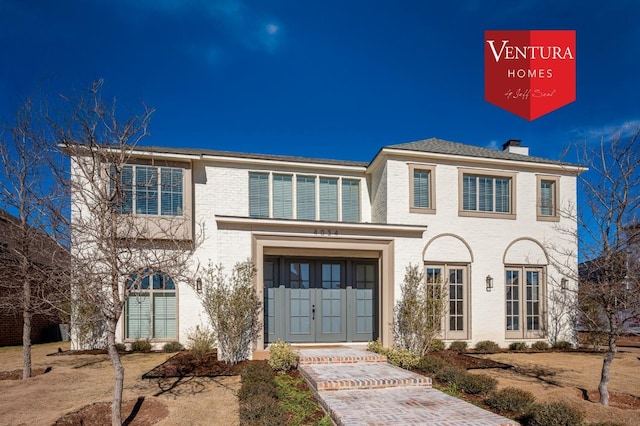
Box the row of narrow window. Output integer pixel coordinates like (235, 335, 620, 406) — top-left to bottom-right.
(249, 172, 360, 222)
(111, 165, 184, 216)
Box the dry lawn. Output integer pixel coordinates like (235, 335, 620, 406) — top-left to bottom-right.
(477, 350, 640, 425)
(0, 342, 240, 425)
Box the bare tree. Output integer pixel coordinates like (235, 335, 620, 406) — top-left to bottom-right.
(0, 97, 69, 379)
(393, 263, 447, 357)
(555, 129, 640, 405)
(54, 80, 198, 426)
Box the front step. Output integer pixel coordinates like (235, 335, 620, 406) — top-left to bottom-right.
(297, 348, 387, 365)
(299, 360, 432, 392)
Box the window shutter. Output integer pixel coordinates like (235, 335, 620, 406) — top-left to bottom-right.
(126, 295, 150, 339)
(296, 176, 316, 220)
(272, 174, 293, 219)
(249, 173, 269, 218)
(135, 166, 158, 215)
(161, 168, 183, 216)
(462, 175, 477, 211)
(540, 181, 553, 215)
(478, 176, 493, 212)
(319, 178, 338, 221)
(495, 178, 510, 213)
(413, 170, 429, 208)
(341, 179, 360, 222)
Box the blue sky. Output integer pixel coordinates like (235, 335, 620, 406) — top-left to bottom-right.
(1, 0, 639, 164)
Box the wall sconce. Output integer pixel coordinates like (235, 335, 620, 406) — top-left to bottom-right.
(486, 275, 494, 291)
(196, 277, 202, 293)
(560, 278, 568, 291)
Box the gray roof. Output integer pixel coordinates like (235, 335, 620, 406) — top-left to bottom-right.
(385, 138, 578, 166)
(133, 145, 369, 167)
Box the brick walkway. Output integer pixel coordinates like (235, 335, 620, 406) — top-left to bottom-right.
(297, 348, 519, 426)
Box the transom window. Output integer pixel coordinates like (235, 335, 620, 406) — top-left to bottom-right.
(249, 172, 361, 222)
(125, 271, 177, 340)
(505, 267, 545, 339)
(111, 165, 184, 216)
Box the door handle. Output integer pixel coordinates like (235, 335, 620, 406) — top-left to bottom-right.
(312, 304, 315, 320)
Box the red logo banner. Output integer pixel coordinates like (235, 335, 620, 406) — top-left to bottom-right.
(484, 30, 576, 121)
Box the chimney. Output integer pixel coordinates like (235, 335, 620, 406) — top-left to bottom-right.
(502, 139, 529, 156)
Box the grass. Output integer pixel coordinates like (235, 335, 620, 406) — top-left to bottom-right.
(275, 373, 331, 426)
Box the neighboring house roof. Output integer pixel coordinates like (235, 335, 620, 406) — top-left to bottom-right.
(384, 138, 578, 167)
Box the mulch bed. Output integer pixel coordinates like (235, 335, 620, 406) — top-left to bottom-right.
(430, 351, 512, 370)
(584, 391, 640, 410)
(0, 367, 51, 380)
(142, 350, 251, 379)
(53, 397, 169, 426)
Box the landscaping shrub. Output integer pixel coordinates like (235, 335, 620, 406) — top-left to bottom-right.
(521, 402, 584, 426)
(130, 339, 152, 352)
(474, 340, 500, 352)
(162, 341, 184, 353)
(115, 343, 127, 352)
(552, 340, 572, 350)
(434, 366, 467, 385)
(531, 341, 550, 351)
(459, 373, 497, 395)
(239, 393, 286, 426)
(238, 380, 278, 401)
(509, 342, 528, 351)
(241, 363, 275, 385)
(385, 347, 420, 369)
(187, 326, 215, 363)
(428, 339, 445, 352)
(416, 355, 444, 374)
(268, 340, 299, 372)
(485, 387, 536, 413)
(587, 422, 626, 426)
(449, 341, 468, 352)
(367, 339, 384, 354)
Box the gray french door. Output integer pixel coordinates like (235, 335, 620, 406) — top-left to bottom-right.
(264, 257, 377, 344)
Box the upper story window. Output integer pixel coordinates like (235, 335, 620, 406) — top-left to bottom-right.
(459, 169, 516, 219)
(409, 164, 436, 214)
(537, 175, 560, 221)
(111, 165, 184, 216)
(249, 172, 361, 222)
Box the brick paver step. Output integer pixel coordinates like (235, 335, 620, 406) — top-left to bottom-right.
(299, 361, 432, 391)
(297, 348, 387, 365)
(317, 386, 519, 426)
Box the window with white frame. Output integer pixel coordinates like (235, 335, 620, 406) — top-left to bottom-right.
(111, 165, 183, 216)
(249, 172, 361, 222)
(125, 271, 177, 340)
(537, 176, 559, 221)
(505, 266, 545, 339)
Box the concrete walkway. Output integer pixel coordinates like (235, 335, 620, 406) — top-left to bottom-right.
(297, 348, 519, 426)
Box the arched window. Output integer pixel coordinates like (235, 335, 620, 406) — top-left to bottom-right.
(125, 271, 176, 340)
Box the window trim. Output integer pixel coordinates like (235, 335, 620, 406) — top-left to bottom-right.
(504, 265, 546, 340)
(457, 168, 517, 219)
(409, 164, 436, 214)
(124, 271, 179, 341)
(424, 263, 470, 340)
(536, 175, 560, 222)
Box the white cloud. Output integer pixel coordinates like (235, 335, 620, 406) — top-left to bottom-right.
(486, 140, 500, 150)
(572, 120, 640, 140)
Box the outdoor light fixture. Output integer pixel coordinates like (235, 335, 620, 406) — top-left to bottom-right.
(486, 275, 494, 291)
(561, 278, 568, 291)
(196, 277, 202, 293)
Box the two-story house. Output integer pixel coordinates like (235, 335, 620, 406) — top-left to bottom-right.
(70, 137, 583, 353)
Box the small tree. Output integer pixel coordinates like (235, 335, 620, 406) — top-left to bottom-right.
(393, 263, 447, 357)
(553, 128, 640, 406)
(0, 96, 69, 379)
(200, 260, 261, 364)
